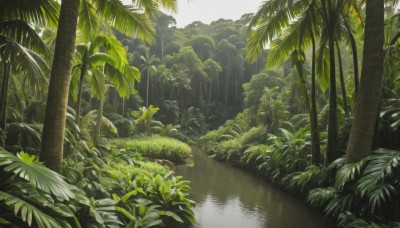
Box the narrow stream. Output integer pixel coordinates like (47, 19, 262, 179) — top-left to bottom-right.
(174, 146, 336, 228)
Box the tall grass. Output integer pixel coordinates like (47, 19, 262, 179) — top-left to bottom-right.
(112, 136, 192, 163)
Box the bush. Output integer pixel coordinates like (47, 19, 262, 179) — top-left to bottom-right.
(105, 161, 169, 180)
(113, 172, 196, 227)
(106, 113, 133, 137)
(238, 126, 267, 145)
(214, 139, 242, 162)
(112, 136, 192, 163)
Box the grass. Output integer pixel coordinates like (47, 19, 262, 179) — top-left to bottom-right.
(105, 161, 169, 180)
(111, 136, 192, 163)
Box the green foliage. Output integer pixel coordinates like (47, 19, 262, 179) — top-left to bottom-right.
(0, 149, 80, 227)
(214, 139, 242, 162)
(282, 166, 328, 196)
(113, 172, 195, 227)
(105, 161, 169, 180)
(132, 105, 160, 135)
(179, 107, 206, 135)
(106, 113, 133, 137)
(239, 126, 267, 146)
(306, 149, 400, 225)
(112, 136, 191, 163)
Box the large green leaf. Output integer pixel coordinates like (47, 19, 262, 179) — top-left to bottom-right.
(0, 19, 51, 58)
(0, 0, 59, 27)
(79, 0, 100, 42)
(90, 68, 107, 99)
(0, 150, 75, 201)
(90, 0, 155, 43)
(0, 190, 70, 228)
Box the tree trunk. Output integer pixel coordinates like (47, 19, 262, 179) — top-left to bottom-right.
(146, 69, 150, 107)
(326, 0, 338, 163)
(336, 42, 349, 117)
(225, 56, 230, 106)
(199, 81, 203, 111)
(161, 34, 164, 63)
(0, 61, 11, 147)
(208, 76, 213, 106)
(346, 0, 384, 163)
(216, 77, 219, 109)
(309, 23, 321, 164)
(75, 63, 87, 126)
(94, 96, 104, 146)
(345, 21, 359, 97)
(40, 0, 79, 173)
(122, 98, 125, 117)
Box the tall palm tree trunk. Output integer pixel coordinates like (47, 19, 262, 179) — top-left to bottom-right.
(208, 76, 213, 106)
(336, 42, 349, 117)
(309, 24, 321, 164)
(225, 57, 230, 106)
(94, 97, 104, 146)
(326, 0, 338, 163)
(345, 21, 359, 97)
(146, 69, 150, 107)
(40, 0, 80, 173)
(75, 64, 87, 126)
(0, 61, 10, 147)
(346, 0, 384, 163)
(122, 98, 125, 117)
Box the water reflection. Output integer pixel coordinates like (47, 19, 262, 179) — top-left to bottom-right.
(175, 146, 336, 228)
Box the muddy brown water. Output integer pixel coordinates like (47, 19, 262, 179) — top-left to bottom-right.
(174, 146, 336, 228)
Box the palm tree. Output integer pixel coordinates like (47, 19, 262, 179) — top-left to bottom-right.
(246, 0, 364, 163)
(203, 59, 222, 113)
(40, 0, 80, 172)
(346, 0, 384, 163)
(92, 64, 140, 145)
(71, 34, 129, 126)
(40, 0, 175, 172)
(0, 0, 58, 146)
(140, 53, 157, 107)
(246, 0, 322, 164)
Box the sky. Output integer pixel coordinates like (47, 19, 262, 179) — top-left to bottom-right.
(170, 0, 261, 28)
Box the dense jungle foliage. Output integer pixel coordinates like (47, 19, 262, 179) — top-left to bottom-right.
(0, 0, 399, 227)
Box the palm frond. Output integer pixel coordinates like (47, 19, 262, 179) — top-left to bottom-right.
(90, 68, 107, 100)
(6, 122, 41, 143)
(93, 34, 128, 68)
(266, 14, 311, 68)
(79, 0, 100, 42)
(246, 0, 310, 62)
(307, 187, 337, 208)
(133, 0, 178, 16)
(334, 158, 366, 192)
(90, 0, 155, 43)
(0, 150, 75, 201)
(0, 0, 59, 26)
(89, 53, 115, 67)
(0, 36, 49, 91)
(0, 191, 69, 228)
(356, 149, 400, 213)
(0, 20, 51, 58)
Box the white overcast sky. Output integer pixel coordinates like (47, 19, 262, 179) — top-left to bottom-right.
(123, 0, 262, 28)
(170, 0, 261, 27)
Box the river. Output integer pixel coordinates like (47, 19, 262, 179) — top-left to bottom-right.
(174, 146, 336, 228)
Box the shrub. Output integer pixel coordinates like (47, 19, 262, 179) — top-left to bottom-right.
(112, 136, 192, 163)
(114, 118, 133, 137)
(113, 172, 196, 227)
(238, 126, 267, 145)
(214, 139, 242, 162)
(105, 161, 169, 180)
